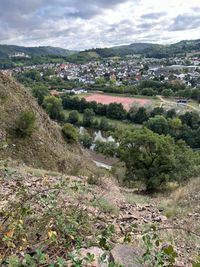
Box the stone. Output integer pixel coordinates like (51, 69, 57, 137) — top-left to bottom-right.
(110, 244, 143, 267)
(120, 214, 139, 221)
(79, 246, 107, 267)
(153, 215, 167, 222)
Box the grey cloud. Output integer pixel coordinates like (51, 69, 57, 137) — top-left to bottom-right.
(141, 12, 166, 20)
(0, 0, 131, 42)
(0, 0, 199, 49)
(169, 14, 200, 31)
(138, 22, 157, 30)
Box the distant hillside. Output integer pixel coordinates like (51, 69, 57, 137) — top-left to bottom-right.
(82, 39, 200, 59)
(0, 44, 75, 59)
(0, 72, 89, 173)
(1, 39, 200, 63)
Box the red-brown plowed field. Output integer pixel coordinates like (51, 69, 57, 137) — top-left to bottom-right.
(85, 94, 151, 110)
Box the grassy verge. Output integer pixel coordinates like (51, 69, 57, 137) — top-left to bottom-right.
(63, 109, 139, 130)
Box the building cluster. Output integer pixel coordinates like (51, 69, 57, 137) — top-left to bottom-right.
(4, 55, 200, 87)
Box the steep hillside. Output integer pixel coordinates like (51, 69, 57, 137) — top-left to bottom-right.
(0, 44, 75, 59)
(0, 161, 199, 266)
(0, 72, 89, 174)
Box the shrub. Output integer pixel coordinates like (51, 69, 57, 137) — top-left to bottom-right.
(62, 123, 78, 142)
(32, 86, 49, 105)
(43, 96, 64, 121)
(141, 88, 155, 96)
(68, 110, 79, 124)
(79, 131, 93, 148)
(82, 108, 95, 127)
(16, 109, 36, 137)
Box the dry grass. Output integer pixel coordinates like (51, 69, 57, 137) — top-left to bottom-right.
(0, 72, 94, 175)
(158, 178, 200, 218)
(153, 178, 200, 264)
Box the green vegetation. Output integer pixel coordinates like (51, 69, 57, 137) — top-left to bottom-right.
(0, 72, 86, 174)
(1, 39, 200, 68)
(43, 95, 64, 121)
(117, 128, 200, 191)
(79, 130, 93, 149)
(16, 109, 36, 137)
(32, 85, 49, 105)
(62, 123, 78, 142)
(62, 95, 127, 121)
(94, 140, 117, 157)
(1, 71, 200, 266)
(144, 111, 200, 149)
(86, 39, 200, 59)
(68, 110, 80, 124)
(82, 108, 95, 127)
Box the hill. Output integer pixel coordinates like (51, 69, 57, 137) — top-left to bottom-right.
(0, 159, 199, 266)
(0, 44, 75, 59)
(80, 39, 200, 60)
(0, 72, 89, 174)
(1, 39, 200, 64)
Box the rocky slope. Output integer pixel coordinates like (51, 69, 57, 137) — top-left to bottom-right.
(0, 161, 199, 266)
(0, 72, 92, 174)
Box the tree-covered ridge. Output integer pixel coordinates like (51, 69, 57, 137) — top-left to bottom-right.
(0, 44, 75, 59)
(86, 39, 200, 59)
(1, 39, 200, 64)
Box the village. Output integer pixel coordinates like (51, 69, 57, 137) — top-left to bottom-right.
(2, 55, 200, 90)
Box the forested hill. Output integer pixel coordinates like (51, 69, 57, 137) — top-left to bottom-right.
(86, 39, 200, 58)
(64, 39, 200, 63)
(1, 38, 200, 63)
(0, 44, 75, 59)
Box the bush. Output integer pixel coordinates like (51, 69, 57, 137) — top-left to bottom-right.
(82, 108, 95, 127)
(68, 110, 79, 124)
(62, 123, 78, 142)
(141, 88, 155, 96)
(32, 86, 49, 105)
(79, 131, 93, 148)
(43, 96, 64, 121)
(16, 109, 36, 137)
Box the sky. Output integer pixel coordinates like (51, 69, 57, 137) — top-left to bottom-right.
(0, 0, 200, 50)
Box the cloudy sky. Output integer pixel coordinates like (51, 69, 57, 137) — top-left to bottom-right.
(0, 0, 200, 50)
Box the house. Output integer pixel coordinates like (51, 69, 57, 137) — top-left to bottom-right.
(50, 90, 64, 96)
(63, 88, 87, 95)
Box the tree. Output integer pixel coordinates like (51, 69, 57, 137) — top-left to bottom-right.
(141, 88, 155, 96)
(168, 118, 182, 137)
(150, 107, 164, 117)
(145, 115, 169, 135)
(43, 96, 64, 121)
(94, 140, 117, 157)
(162, 89, 173, 97)
(16, 109, 36, 137)
(118, 128, 177, 191)
(82, 108, 95, 127)
(99, 117, 111, 131)
(95, 77, 106, 85)
(62, 123, 78, 142)
(179, 112, 200, 129)
(191, 88, 200, 103)
(132, 107, 149, 124)
(106, 103, 126, 120)
(68, 110, 79, 124)
(117, 128, 200, 191)
(166, 109, 176, 118)
(32, 86, 49, 105)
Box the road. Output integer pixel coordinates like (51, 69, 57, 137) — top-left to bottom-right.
(157, 95, 200, 112)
